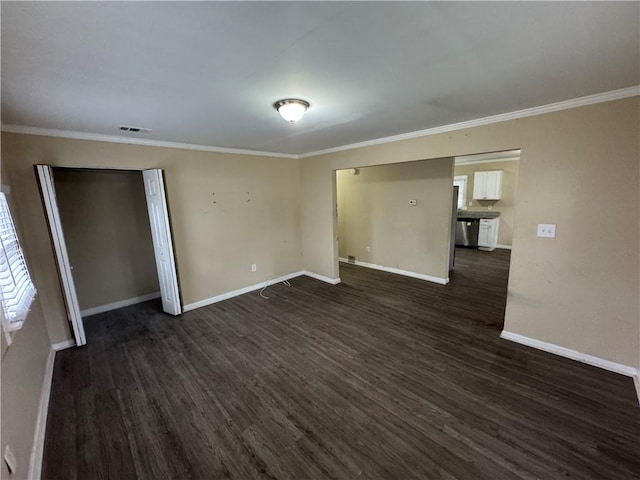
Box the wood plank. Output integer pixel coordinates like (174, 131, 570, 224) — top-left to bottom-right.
(42, 248, 640, 480)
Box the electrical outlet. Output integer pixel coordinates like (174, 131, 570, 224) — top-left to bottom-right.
(537, 224, 556, 238)
(4, 445, 17, 474)
(251, 264, 257, 272)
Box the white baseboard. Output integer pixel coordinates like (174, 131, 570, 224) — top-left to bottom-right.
(52, 339, 76, 351)
(28, 348, 55, 480)
(501, 330, 640, 404)
(183, 271, 305, 312)
(338, 257, 449, 285)
(80, 291, 161, 317)
(496, 244, 512, 250)
(303, 271, 341, 285)
(500, 331, 638, 376)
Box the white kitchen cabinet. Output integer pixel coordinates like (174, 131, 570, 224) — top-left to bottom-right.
(478, 218, 500, 251)
(473, 171, 503, 200)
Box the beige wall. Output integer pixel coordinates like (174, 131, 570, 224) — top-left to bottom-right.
(1, 96, 638, 478)
(1, 134, 303, 478)
(1, 304, 51, 478)
(300, 96, 640, 369)
(1, 183, 52, 478)
(337, 158, 454, 280)
(54, 169, 159, 311)
(1, 133, 303, 344)
(300, 158, 340, 281)
(454, 159, 520, 246)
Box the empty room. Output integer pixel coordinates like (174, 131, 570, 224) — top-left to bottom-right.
(1, 2, 639, 479)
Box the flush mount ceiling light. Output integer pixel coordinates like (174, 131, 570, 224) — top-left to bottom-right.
(273, 99, 310, 122)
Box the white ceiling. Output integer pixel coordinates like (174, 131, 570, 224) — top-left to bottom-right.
(2, 2, 639, 156)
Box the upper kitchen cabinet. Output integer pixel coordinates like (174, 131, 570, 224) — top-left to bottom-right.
(472, 171, 503, 200)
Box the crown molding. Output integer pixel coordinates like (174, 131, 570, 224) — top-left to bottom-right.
(2, 86, 637, 160)
(298, 85, 640, 158)
(455, 157, 520, 166)
(455, 149, 521, 165)
(0, 124, 299, 159)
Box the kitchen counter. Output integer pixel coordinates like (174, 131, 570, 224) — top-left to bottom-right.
(457, 210, 500, 220)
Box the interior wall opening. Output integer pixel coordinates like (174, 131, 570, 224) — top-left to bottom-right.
(334, 149, 520, 331)
(38, 165, 183, 344)
(335, 157, 455, 285)
(52, 168, 161, 318)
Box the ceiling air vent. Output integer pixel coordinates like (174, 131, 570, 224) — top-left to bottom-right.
(118, 125, 152, 133)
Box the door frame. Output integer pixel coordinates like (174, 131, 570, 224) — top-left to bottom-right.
(35, 165, 182, 347)
(36, 165, 87, 345)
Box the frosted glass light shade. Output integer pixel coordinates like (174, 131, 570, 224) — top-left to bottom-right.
(274, 99, 310, 122)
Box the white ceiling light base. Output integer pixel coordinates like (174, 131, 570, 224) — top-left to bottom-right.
(274, 99, 310, 122)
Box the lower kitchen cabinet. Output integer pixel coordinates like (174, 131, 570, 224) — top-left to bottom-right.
(478, 218, 500, 251)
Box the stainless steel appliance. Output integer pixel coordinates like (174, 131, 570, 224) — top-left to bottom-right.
(455, 219, 480, 247)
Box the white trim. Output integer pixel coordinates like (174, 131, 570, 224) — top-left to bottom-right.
(52, 339, 76, 351)
(299, 86, 640, 158)
(496, 244, 512, 250)
(338, 257, 449, 285)
(80, 291, 161, 317)
(453, 175, 467, 209)
(183, 272, 305, 312)
(0, 124, 298, 159)
(303, 271, 341, 285)
(454, 150, 521, 164)
(455, 157, 520, 166)
(28, 348, 55, 480)
(500, 330, 639, 378)
(37, 165, 87, 346)
(501, 330, 640, 405)
(2, 87, 637, 160)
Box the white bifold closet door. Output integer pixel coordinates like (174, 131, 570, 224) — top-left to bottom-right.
(37, 166, 182, 348)
(142, 169, 182, 316)
(36, 165, 87, 345)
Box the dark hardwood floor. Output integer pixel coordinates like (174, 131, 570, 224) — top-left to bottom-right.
(43, 248, 640, 479)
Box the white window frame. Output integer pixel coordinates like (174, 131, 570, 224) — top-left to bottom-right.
(0, 193, 37, 340)
(453, 175, 468, 209)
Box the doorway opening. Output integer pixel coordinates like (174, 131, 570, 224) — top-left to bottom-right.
(334, 149, 520, 330)
(335, 157, 455, 285)
(449, 150, 520, 328)
(36, 166, 181, 346)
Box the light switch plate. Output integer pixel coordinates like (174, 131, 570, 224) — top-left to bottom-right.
(537, 224, 556, 238)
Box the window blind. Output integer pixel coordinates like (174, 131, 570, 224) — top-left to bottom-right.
(0, 193, 36, 332)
